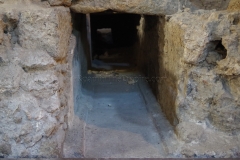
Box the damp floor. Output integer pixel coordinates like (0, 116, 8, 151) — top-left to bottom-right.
(63, 71, 174, 158)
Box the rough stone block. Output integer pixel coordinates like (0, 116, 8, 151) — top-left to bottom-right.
(188, 0, 230, 10)
(20, 70, 59, 98)
(40, 92, 60, 113)
(18, 7, 72, 60)
(48, 0, 71, 6)
(0, 63, 22, 94)
(14, 47, 56, 69)
(3, 92, 43, 121)
(71, 0, 179, 15)
(20, 122, 33, 136)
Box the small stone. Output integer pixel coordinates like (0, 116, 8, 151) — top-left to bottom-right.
(2, 134, 9, 142)
(181, 148, 195, 158)
(0, 63, 22, 94)
(14, 137, 21, 143)
(0, 143, 12, 155)
(39, 141, 59, 157)
(40, 92, 60, 113)
(63, 123, 67, 130)
(20, 70, 59, 98)
(176, 122, 205, 143)
(43, 122, 56, 137)
(13, 113, 22, 124)
(206, 51, 222, 65)
(20, 122, 33, 136)
(23, 135, 32, 144)
(21, 150, 29, 158)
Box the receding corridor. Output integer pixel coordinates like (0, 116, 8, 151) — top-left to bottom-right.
(63, 71, 175, 158)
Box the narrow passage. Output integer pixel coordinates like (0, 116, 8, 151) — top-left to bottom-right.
(64, 71, 170, 158)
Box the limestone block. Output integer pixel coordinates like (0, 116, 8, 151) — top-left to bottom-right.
(0, 19, 5, 44)
(228, 0, 240, 11)
(48, 0, 71, 6)
(4, 92, 44, 121)
(18, 7, 72, 60)
(167, 11, 240, 135)
(0, 63, 22, 94)
(40, 92, 60, 113)
(215, 34, 240, 75)
(208, 76, 240, 132)
(183, 23, 209, 64)
(14, 47, 56, 69)
(210, 99, 240, 132)
(20, 70, 59, 98)
(216, 57, 240, 75)
(71, 0, 230, 15)
(71, 0, 179, 15)
(188, 0, 230, 10)
(43, 120, 57, 137)
(0, 34, 11, 62)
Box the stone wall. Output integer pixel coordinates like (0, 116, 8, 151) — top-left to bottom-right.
(70, 0, 231, 15)
(158, 15, 183, 127)
(0, 1, 72, 157)
(63, 13, 93, 157)
(1, 0, 240, 158)
(160, 10, 240, 157)
(137, 15, 160, 96)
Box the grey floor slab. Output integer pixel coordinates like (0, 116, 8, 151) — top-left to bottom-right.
(64, 72, 170, 158)
(84, 76, 166, 158)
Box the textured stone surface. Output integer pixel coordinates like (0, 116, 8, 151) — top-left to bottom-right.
(20, 70, 59, 98)
(0, 1, 72, 158)
(0, 63, 22, 94)
(228, 0, 240, 11)
(157, 10, 240, 157)
(0, 143, 12, 155)
(0, 19, 4, 44)
(18, 7, 72, 60)
(48, 0, 71, 6)
(1, 0, 240, 158)
(137, 15, 160, 96)
(177, 122, 205, 144)
(70, 0, 230, 15)
(71, 0, 178, 15)
(186, 0, 230, 10)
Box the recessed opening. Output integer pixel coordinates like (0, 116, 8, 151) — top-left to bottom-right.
(215, 40, 227, 59)
(206, 40, 227, 65)
(70, 12, 161, 96)
(89, 11, 141, 71)
(233, 17, 239, 25)
(70, 11, 162, 107)
(67, 11, 169, 158)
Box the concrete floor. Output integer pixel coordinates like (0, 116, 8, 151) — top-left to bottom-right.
(64, 71, 176, 158)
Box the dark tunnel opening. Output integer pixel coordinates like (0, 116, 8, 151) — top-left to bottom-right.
(89, 11, 141, 71)
(71, 11, 161, 98)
